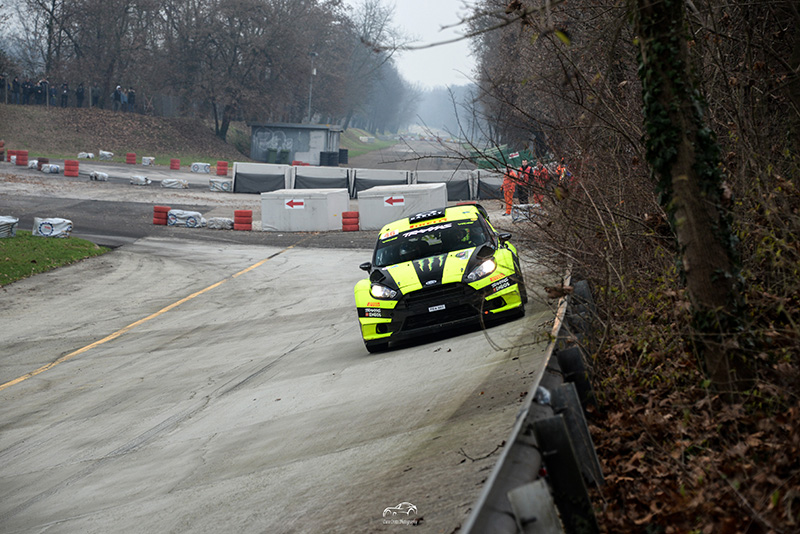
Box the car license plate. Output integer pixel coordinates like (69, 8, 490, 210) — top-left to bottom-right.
(428, 304, 446, 312)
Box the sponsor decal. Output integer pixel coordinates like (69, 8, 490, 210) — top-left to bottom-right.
(380, 229, 398, 240)
(365, 308, 383, 318)
(455, 250, 470, 259)
(490, 274, 504, 282)
(491, 277, 511, 293)
(367, 301, 380, 307)
(409, 218, 445, 229)
(403, 222, 452, 238)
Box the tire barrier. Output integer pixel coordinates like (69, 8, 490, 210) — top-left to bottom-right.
(0, 140, 4, 161)
(342, 210, 360, 232)
(130, 175, 152, 186)
(64, 160, 79, 177)
(153, 205, 170, 226)
(126, 152, 136, 164)
(167, 209, 206, 228)
(15, 150, 28, 167)
(142, 156, 155, 166)
(216, 161, 229, 176)
(464, 275, 602, 534)
(233, 209, 252, 231)
(209, 179, 232, 192)
(0, 216, 19, 238)
(6, 149, 12, 162)
(32, 217, 73, 238)
(41, 164, 61, 174)
(170, 158, 181, 170)
(160, 179, 189, 189)
(207, 217, 234, 230)
(191, 162, 211, 174)
(37, 157, 49, 171)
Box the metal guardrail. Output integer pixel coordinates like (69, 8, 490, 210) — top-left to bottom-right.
(463, 277, 602, 534)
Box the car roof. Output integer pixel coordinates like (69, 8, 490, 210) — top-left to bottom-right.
(378, 204, 486, 238)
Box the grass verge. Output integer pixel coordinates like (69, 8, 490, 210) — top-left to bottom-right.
(0, 230, 110, 287)
(340, 128, 398, 159)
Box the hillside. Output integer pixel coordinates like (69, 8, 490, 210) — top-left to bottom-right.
(0, 105, 249, 163)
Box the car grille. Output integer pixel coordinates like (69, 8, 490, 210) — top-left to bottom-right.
(399, 283, 482, 331)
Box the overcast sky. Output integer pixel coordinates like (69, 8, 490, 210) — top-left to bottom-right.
(346, 0, 477, 90)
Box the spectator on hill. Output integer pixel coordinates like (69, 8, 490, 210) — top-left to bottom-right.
(34, 80, 44, 105)
(60, 81, 69, 107)
(22, 77, 33, 105)
(91, 82, 101, 108)
(49, 85, 57, 106)
(127, 87, 136, 113)
(39, 78, 50, 106)
(76, 83, 85, 107)
(11, 76, 21, 104)
(112, 85, 122, 111)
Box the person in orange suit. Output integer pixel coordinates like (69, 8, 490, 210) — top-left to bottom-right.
(502, 164, 518, 215)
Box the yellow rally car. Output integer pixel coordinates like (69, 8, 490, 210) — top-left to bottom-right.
(354, 204, 527, 353)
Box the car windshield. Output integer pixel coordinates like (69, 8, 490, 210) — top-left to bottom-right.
(374, 220, 488, 267)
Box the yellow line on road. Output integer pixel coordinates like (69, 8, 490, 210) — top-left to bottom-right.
(0, 237, 314, 393)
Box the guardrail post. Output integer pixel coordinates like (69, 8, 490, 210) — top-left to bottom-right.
(551, 382, 604, 487)
(533, 414, 600, 534)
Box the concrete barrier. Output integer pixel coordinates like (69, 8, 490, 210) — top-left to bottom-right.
(356, 183, 448, 231)
(261, 188, 349, 232)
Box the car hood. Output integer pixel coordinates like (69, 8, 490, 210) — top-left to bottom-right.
(378, 248, 477, 293)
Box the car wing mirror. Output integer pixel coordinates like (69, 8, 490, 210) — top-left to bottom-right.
(498, 232, 512, 244)
(359, 262, 372, 272)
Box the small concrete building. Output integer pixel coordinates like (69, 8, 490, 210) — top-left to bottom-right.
(249, 123, 343, 166)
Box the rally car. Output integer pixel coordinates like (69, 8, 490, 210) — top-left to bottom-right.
(354, 204, 527, 353)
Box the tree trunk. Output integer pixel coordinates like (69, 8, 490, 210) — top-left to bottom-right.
(634, 0, 752, 396)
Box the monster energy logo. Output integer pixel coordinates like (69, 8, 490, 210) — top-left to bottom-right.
(414, 255, 446, 272)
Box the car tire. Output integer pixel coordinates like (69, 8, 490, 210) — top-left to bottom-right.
(365, 340, 389, 353)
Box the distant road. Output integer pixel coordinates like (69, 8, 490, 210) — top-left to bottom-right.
(348, 138, 475, 171)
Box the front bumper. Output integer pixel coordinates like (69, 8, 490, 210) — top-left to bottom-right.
(357, 277, 524, 343)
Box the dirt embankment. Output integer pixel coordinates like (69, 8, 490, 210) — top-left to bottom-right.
(0, 105, 248, 162)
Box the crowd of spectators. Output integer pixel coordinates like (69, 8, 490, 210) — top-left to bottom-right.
(0, 74, 136, 112)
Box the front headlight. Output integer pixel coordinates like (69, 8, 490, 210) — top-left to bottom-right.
(466, 258, 497, 282)
(370, 284, 398, 299)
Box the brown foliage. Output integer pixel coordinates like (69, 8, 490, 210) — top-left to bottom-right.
(469, 0, 800, 530)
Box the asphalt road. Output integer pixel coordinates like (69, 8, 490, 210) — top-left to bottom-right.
(0, 142, 556, 533)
